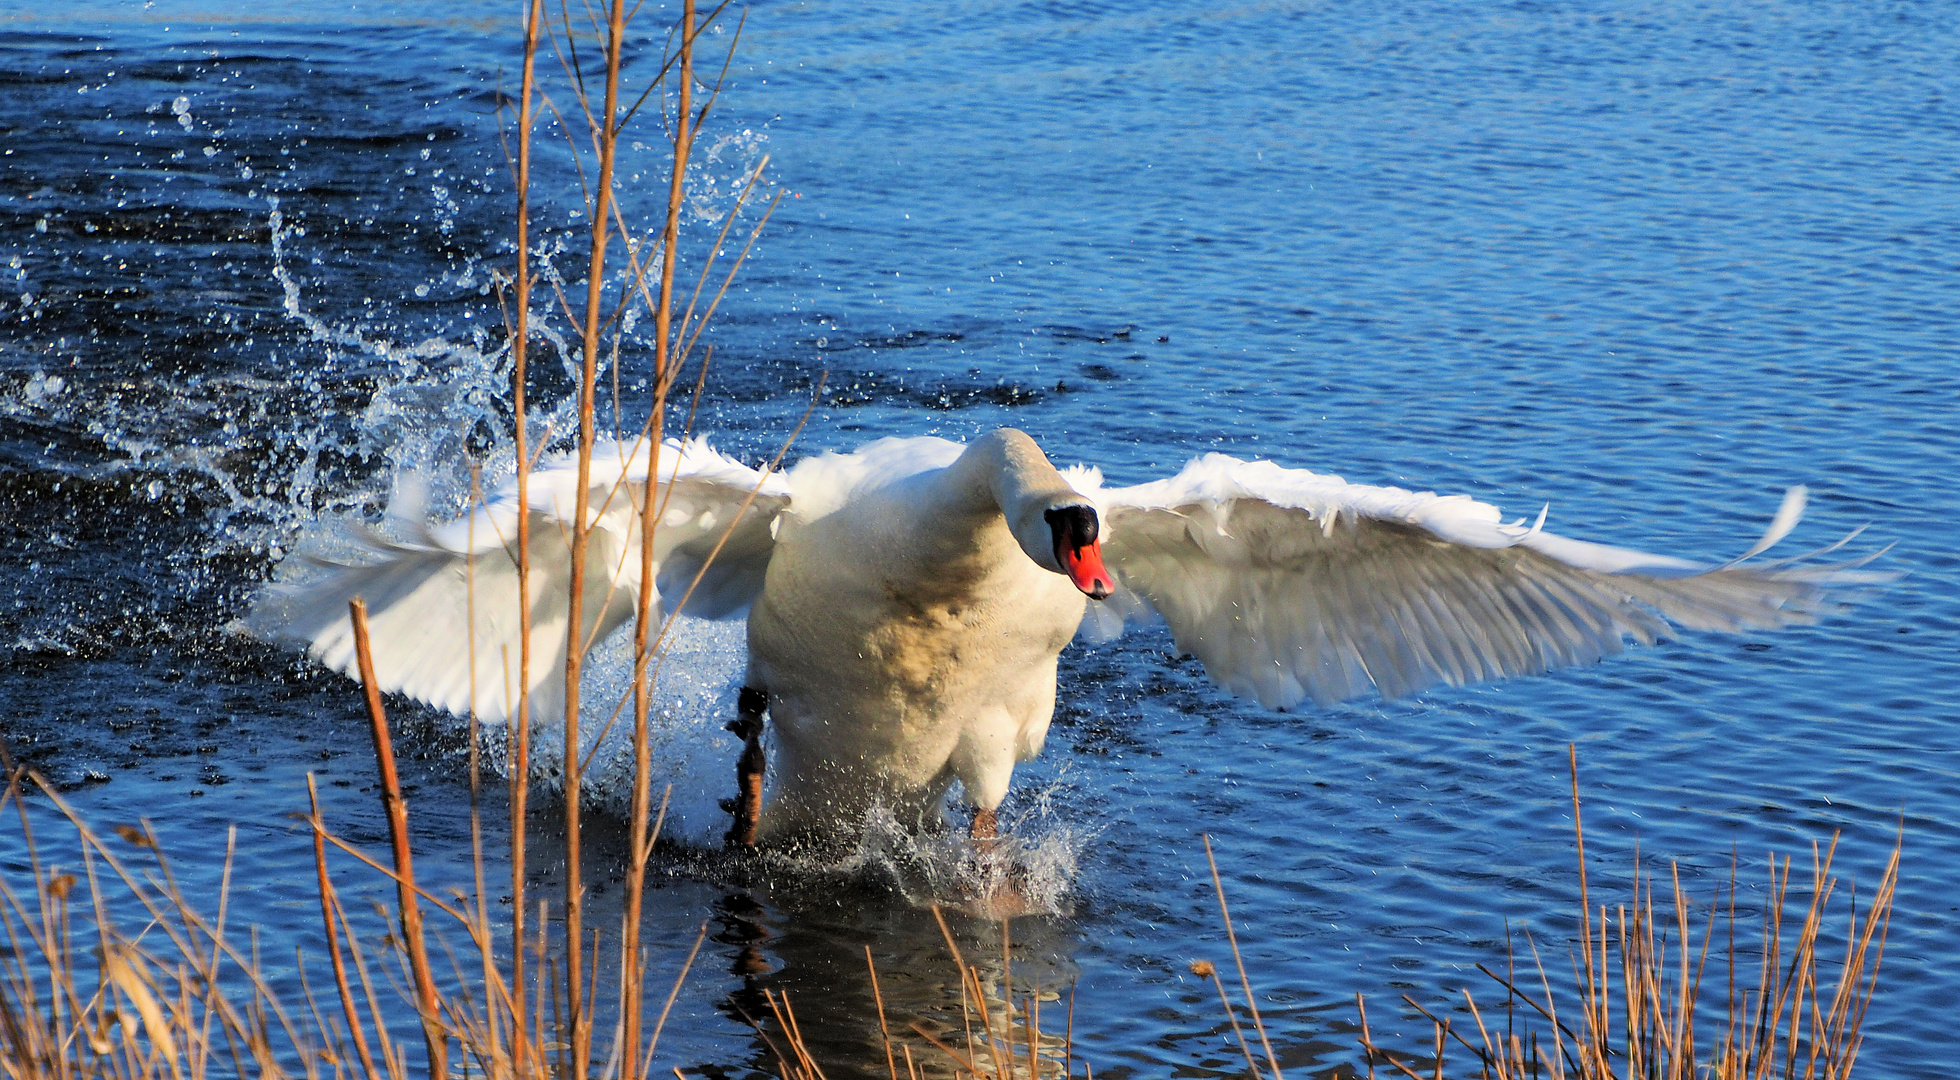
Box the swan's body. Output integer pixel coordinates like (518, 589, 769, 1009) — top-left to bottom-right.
(250, 428, 1875, 841)
(747, 434, 1092, 835)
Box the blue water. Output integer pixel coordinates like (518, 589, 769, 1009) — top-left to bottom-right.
(3, 1, 1956, 1075)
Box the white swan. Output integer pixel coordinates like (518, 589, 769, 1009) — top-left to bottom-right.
(250, 428, 1876, 843)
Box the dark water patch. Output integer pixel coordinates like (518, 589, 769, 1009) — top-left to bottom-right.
(0, 207, 270, 243)
(811, 326, 967, 353)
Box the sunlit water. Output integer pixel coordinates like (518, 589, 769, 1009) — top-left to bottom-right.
(4, 1, 1957, 1075)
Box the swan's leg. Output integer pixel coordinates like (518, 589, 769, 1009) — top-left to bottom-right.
(723, 686, 767, 848)
(953, 719, 1013, 849)
(970, 806, 999, 847)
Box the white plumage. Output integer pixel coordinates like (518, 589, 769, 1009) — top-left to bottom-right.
(250, 428, 1878, 839)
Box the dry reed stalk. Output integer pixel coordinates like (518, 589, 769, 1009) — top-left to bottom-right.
(1568, 743, 1602, 1074)
(307, 773, 380, 1080)
(348, 598, 448, 1080)
(1356, 992, 1427, 1080)
(1002, 920, 1015, 1072)
(556, 0, 625, 1051)
(931, 905, 1010, 1078)
(621, 2, 697, 1074)
(636, 918, 704, 1080)
(866, 946, 900, 1080)
(338, 907, 402, 1079)
(531, 898, 550, 1071)
(497, 1, 764, 1073)
(1192, 959, 1262, 1080)
(767, 989, 830, 1080)
(908, 1019, 987, 1078)
(503, 0, 544, 1072)
(461, 470, 506, 1080)
(1026, 988, 1040, 1080)
(1064, 981, 1076, 1080)
(1204, 835, 1284, 1080)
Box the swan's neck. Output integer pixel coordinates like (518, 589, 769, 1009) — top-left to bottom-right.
(942, 429, 1084, 574)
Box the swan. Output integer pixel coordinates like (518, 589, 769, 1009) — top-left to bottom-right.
(249, 428, 1877, 845)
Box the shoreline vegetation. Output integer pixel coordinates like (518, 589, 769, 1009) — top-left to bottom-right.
(0, 4, 1898, 1079)
(0, 737, 1900, 1079)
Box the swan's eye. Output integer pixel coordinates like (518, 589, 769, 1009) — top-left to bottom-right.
(1043, 504, 1099, 550)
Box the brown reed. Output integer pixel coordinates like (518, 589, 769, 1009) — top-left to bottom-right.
(349, 598, 447, 1080)
(502, 1, 544, 1072)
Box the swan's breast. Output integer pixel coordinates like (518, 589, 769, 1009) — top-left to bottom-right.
(746, 497, 1084, 774)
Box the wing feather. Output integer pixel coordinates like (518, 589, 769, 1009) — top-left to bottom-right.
(248, 437, 787, 724)
(1090, 454, 1881, 710)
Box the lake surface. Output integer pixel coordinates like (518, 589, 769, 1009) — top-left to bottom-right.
(4, 0, 1957, 1075)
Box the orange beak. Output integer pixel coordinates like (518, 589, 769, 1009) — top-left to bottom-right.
(1059, 540, 1113, 600)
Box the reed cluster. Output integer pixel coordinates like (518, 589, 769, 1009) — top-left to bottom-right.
(1349, 751, 1898, 1080)
(1, 764, 303, 1079)
(0, 3, 1901, 1079)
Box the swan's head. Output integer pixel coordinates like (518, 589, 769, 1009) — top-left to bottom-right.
(1043, 505, 1113, 600)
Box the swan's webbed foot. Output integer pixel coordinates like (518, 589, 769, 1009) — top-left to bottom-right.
(723, 686, 767, 849)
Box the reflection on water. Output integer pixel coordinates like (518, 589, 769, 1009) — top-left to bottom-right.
(4, 1, 1958, 1077)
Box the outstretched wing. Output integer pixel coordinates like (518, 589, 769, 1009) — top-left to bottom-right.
(1077, 454, 1882, 710)
(247, 437, 789, 724)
